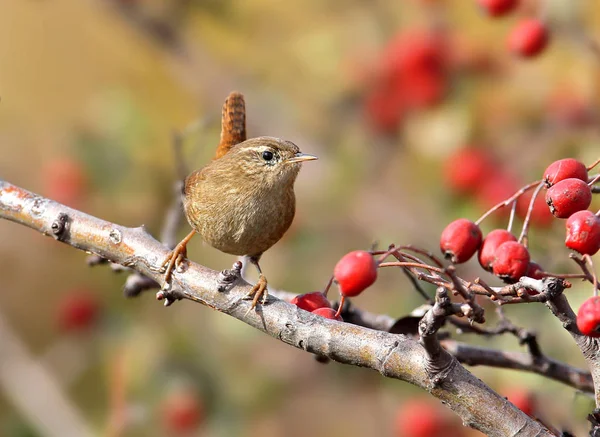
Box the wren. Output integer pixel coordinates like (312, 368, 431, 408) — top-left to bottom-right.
(160, 94, 317, 309)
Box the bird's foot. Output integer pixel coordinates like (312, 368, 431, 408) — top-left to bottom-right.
(243, 274, 269, 312)
(157, 242, 188, 288)
(217, 261, 243, 292)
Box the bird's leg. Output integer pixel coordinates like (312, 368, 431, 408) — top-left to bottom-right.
(244, 255, 269, 310)
(159, 230, 196, 286)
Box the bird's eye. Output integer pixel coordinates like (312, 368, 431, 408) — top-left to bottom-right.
(262, 150, 274, 161)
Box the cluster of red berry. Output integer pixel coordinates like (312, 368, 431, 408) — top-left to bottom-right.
(444, 147, 553, 228)
(294, 157, 598, 343)
(477, 0, 549, 58)
(362, 1, 550, 136)
(291, 250, 378, 321)
(363, 29, 448, 134)
(441, 157, 598, 283)
(444, 156, 600, 336)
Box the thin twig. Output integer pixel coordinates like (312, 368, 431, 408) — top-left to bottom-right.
(475, 180, 542, 226)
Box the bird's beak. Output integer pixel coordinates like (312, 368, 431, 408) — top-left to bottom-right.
(286, 153, 318, 163)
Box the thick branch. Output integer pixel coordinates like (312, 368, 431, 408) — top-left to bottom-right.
(273, 290, 594, 393)
(0, 180, 552, 437)
(546, 293, 600, 407)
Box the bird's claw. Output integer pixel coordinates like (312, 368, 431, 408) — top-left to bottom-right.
(218, 261, 243, 292)
(243, 274, 269, 314)
(158, 245, 188, 288)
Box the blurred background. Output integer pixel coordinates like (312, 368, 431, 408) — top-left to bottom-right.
(1, 0, 600, 436)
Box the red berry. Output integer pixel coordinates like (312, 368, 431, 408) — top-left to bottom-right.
(477, 0, 518, 17)
(444, 147, 495, 195)
(312, 307, 343, 321)
(478, 229, 517, 271)
(162, 389, 204, 434)
(364, 85, 404, 134)
(543, 158, 588, 187)
(492, 241, 530, 282)
(508, 19, 549, 58)
(291, 292, 331, 312)
(577, 297, 600, 337)
(525, 262, 545, 281)
(57, 291, 100, 332)
(565, 210, 600, 255)
(334, 251, 378, 297)
(440, 219, 482, 263)
(505, 389, 535, 416)
(545, 178, 592, 219)
(381, 30, 448, 109)
(394, 400, 447, 437)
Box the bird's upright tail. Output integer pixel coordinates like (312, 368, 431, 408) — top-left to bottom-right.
(214, 91, 247, 160)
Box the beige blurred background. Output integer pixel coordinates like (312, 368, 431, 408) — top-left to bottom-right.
(1, 0, 600, 436)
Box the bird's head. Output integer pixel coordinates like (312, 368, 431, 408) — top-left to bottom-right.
(226, 136, 317, 188)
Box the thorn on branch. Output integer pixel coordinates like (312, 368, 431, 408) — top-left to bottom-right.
(217, 261, 243, 292)
(156, 282, 183, 307)
(50, 212, 70, 241)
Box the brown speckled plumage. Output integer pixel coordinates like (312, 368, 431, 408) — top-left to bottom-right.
(183, 136, 303, 259)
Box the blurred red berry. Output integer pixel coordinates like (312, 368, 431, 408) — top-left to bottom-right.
(444, 147, 495, 195)
(403, 68, 446, 108)
(547, 90, 593, 127)
(505, 389, 535, 416)
(312, 307, 343, 321)
(364, 85, 404, 134)
(516, 190, 553, 227)
(577, 297, 600, 337)
(565, 210, 600, 255)
(394, 400, 450, 437)
(57, 291, 100, 333)
(43, 157, 88, 207)
(384, 31, 446, 76)
(382, 30, 448, 109)
(334, 250, 378, 297)
(478, 229, 517, 271)
(543, 158, 588, 187)
(545, 178, 592, 219)
(492, 241, 530, 282)
(508, 19, 549, 58)
(476, 172, 520, 214)
(440, 219, 482, 263)
(162, 389, 204, 434)
(477, 0, 518, 17)
(291, 292, 331, 312)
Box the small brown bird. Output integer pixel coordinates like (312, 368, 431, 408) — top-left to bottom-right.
(161, 94, 317, 308)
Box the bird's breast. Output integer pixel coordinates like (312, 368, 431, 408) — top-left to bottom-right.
(184, 179, 296, 257)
